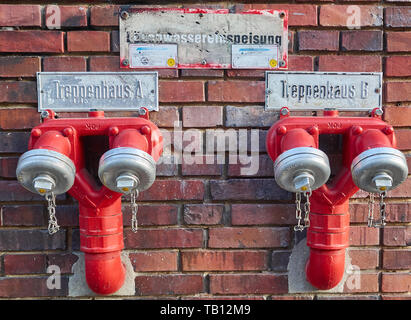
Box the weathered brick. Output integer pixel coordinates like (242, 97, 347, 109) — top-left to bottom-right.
(0, 5, 41, 27)
(0, 57, 40, 77)
(45, 5, 87, 27)
(183, 106, 222, 128)
(383, 249, 411, 270)
(182, 155, 223, 176)
(156, 156, 178, 177)
(90, 5, 120, 26)
(208, 80, 265, 103)
(227, 154, 274, 178)
(0, 132, 30, 153)
(348, 248, 379, 269)
(0, 81, 37, 103)
(208, 227, 290, 248)
(1, 205, 45, 227)
(385, 56, 411, 77)
(183, 204, 224, 225)
(67, 31, 110, 52)
(385, 7, 411, 28)
(384, 107, 411, 127)
(0, 229, 66, 251)
(135, 274, 203, 295)
(139, 180, 204, 201)
(343, 273, 379, 293)
(129, 251, 178, 272)
(210, 274, 288, 294)
(350, 226, 379, 246)
(0, 277, 68, 298)
(320, 5, 383, 27)
(383, 226, 411, 246)
(271, 251, 291, 272)
(181, 69, 224, 78)
(4, 254, 46, 274)
(0, 108, 39, 129)
(386, 32, 411, 52)
(150, 106, 179, 127)
(231, 204, 296, 225)
(341, 31, 382, 51)
(210, 179, 292, 201)
(181, 250, 268, 271)
(0, 31, 64, 53)
(160, 81, 205, 103)
(46, 253, 78, 273)
(226, 69, 265, 78)
(122, 204, 178, 226)
(317, 295, 379, 300)
(298, 30, 339, 51)
(288, 55, 314, 71)
(124, 228, 203, 249)
(395, 130, 411, 150)
(225, 105, 276, 128)
(318, 55, 381, 72)
(381, 295, 411, 300)
(382, 273, 411, 293)
(0, 157, 18, 178)
(43, 56, 87, 72)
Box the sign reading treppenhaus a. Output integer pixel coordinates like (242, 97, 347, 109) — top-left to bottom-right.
(37, 72, 158, 112)
(119, 8, 288, 69)
(265, 72, 382, 111)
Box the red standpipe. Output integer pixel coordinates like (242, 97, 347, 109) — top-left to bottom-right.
(27, 110, 163, 294)
(266, 109, 396, 290)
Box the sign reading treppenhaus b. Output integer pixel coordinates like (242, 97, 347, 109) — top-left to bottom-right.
(119, 8, 288, 70)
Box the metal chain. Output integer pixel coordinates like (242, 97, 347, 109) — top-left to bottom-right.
(367, 193, 375, 227)
(130, 189, 139, 233)
(303, 188, 312, 229)
(367, 191, 387, 228)
(45, 192, 59, 235)
(294, 192, 303, 232)
(377, 191, 387, 228)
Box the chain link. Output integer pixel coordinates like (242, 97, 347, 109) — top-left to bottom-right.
(130, 189, 139, 233)
(303, 188, 312, 229)
(367, 193, 375, 227)
(294, 188, 312, 232)
(367, 191, 387, 228)
(294, 192, 303, 232)
(377, 191, 387, 228)
(45, 192, 59, 235)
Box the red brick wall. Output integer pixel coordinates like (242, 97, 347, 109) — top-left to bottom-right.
(0, 1, 410, 300)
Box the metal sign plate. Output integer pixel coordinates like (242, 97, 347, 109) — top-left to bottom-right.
(232, 44, 279, 69)
(265, 72, 382, 111)
(119, 8, 288, 69)
(37, 72, 158, 112)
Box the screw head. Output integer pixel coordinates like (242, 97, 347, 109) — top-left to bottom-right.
(120, 11, 129, 20)
(122, 59, 129, 67)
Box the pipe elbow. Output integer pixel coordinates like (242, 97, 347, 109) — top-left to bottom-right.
(305, 248, 346, 290)
(85, 252, 126, 295)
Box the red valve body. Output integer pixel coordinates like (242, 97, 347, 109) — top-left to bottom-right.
(266, 110, 396, 290)
(28, 110, 163, 295)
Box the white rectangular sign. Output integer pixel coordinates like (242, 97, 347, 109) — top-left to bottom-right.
(129, 44, 177, 68)
(265, 72, 382, 111)
(232, 45, 279, 69)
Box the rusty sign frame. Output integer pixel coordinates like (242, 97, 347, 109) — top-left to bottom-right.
(119, 8, 288, 70)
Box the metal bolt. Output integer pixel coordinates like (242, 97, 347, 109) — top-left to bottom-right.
(201, 59, 207, 65)
(139, 108, 147, 116)
(375, 108, 383, 116)
(279, 60, 286, 67)
(372, 172, 393, 192)
(120, 11, 129, 20)
(33, 174, 56, 195)
(293, 173, 314, 192)
(40, 110, 49, 119)
(122, 59, 129, 66)
(280, 108, 289, 116)
(265, 89, 273, 95)
(116, 174, 139, 194)
(279, 12, 285, 19)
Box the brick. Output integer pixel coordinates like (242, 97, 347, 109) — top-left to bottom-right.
(182, 155, 223, 176)
(226, 69, 265, 78)
(384, 203, 411, 223)
(46, 253, 78, 273)
(382, 273, 411, 293)
(387, 32, 411, 52)
(383, 250, 411, 270)
(4, 254, 46, 274)
(90, 5, 120, 26)
(298, 30, 339, 51)
(139, 180, 204, 201)
(225, 105, 276, 128)
(350, 226, 379, 246)
(395, 130, 411, 150)
(0, 5, 41, 27)
(0, 157, 17, 178)
(381, 295, 411, 300)
(183, 204, 224, 225)
(320, 5, 383, 27)
(0, 57, 40, 77)
(208, 80, 265, 103)
(383, 226, 411, 246)
(0, 132, 30, 153)
(341, 31, 382, 51)
(135, 275, 203, 295)
(385, 56, 411, 77)
(385, 7, 411, 28)
(156, 156, 178, 177)
(288, 55, 314, 71)
(210, 179, 292, 201)
(0, 81, 37, 103)
(343, 273, 379, 293)
(210, 274, 288, 294)
(238, 4, 317, 27)
(181, 69, 224, 78)
(0, 31, 64, 53)
(0, 108, 40, 129)
(129, 251, 178, 272)
(46, 5, 87, 27)
(208, 227, 290, 248)
(0, 229, 66, 251)
(318, 55, 381, 72)
(271, 251, 291, 272)
(67, 31, 110, 52)
(183, 106, 222, 128)
(111, 30, 120, 53)
(160, 81, 205, 103)
(1, 205, 45, 226)
(318, 295, 379, 300)
(348, 248, 379, 269)
(0, 277, 68, 298)
(43, 57, 87, 72)
(384, 107, 411, 127)
(231, 204, 295, 225)
(124, 228, 203, 249)
(54, 205, 78, 227)
(122, 204, 178, 227)
(89, 56, 178, 78)
(181, 250, 268, 271)
(227, 154, 274, 178)
(150, 106, 179, 127)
